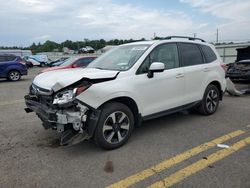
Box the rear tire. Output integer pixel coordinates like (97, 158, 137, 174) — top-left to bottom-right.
(94, 102, 134, 150)
(197, 85, 220, 115)
(7, 70, 21, 81)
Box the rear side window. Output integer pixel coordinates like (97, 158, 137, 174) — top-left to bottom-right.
(178, 43, 204, 66)
(200, 45, 217, 63)
(6, 56, 16, 61)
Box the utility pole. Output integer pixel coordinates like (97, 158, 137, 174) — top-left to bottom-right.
(216, 28, 219, 43)
(153, 32, 156, 39)
(193, 33, 197, 38)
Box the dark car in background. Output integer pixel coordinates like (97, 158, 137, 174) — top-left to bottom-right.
(226, 59, 250, 81)
(0, 54, 28, 81)
(41, 56, 97, 73)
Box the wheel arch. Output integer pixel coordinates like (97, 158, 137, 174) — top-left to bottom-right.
(208, 80, 223, 100)
(99, 96, 142, 127)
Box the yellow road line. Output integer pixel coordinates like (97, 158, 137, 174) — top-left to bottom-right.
(148, 136, 250, 188)
(0, 99, 24, 106)
(107, 130, 245, 188)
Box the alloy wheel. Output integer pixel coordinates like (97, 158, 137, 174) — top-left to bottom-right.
(206, 89, 218, 113)
(102, 111, 130, 144)
(9, 71, 20, 81)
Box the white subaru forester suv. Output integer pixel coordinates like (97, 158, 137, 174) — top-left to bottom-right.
(25, 36, 226, 149)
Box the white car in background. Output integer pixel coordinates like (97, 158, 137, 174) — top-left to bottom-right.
(25, 36, 226, 149)
(25, 55, 48, 67)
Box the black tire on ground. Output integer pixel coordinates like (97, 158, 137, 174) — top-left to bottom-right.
(7, 70, 21, 81)
(94, 102, 134, 150)
(197, 84, 220, 115)
(40, 62, 46, 67)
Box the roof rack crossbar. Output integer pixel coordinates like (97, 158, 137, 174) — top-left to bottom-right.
(164, 36, 206, 42)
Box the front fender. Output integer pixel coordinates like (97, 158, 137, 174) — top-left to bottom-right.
(76, 79, 143, 112)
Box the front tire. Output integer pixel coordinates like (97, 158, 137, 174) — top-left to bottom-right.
(197, 85, 220, 115)
(94, 102, 134, 150)
(7, 70, 21, 81)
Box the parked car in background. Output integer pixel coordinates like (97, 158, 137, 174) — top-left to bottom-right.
(41, 56, 97, 73)
(47, 57, 69, 67)
(23, 55, 48, 67)
(226, 59, 250, 81)
(0, 54, 27, 81)
(78, 46, 95, 54)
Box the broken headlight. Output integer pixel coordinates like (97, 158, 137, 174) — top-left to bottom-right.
(53, 84, 90, 105)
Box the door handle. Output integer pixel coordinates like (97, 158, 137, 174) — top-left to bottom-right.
(203, 68, 210, 72)
(176, 73, 184, 78)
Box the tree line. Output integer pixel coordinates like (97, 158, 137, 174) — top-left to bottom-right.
(0, 38, 146, 54)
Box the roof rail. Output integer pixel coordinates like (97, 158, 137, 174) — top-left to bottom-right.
(164, 36, 206, 42)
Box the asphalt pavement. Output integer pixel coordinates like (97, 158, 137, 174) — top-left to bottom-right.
(0, 67, 249, 188)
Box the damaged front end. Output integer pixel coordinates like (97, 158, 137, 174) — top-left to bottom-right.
(24, 82, 101, 146)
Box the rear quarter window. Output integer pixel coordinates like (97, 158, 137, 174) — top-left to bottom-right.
(200, 45, 217, 63)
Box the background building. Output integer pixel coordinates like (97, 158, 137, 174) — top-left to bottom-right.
(215, 42, 250, 63)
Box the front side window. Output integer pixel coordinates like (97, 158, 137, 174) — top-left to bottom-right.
(179, 43, 204, 66)
(137, 43, 179, 74)
(88, 44, 150, 71)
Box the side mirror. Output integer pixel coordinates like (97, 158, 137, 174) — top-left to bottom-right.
(147, 62, 165, 78)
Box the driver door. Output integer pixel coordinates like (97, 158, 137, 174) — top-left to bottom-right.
(134, 43, 185, 117)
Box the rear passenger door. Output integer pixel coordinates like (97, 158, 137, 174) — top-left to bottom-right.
(178, 43, 206, 103)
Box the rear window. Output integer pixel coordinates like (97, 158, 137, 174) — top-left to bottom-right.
(178, 43, 204, 66)
(200, 45, 217, 63)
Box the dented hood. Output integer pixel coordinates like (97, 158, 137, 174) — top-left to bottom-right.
(33, 68, 119, 92)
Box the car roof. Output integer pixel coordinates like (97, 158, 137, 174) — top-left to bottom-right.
(122, 38, 210, 47)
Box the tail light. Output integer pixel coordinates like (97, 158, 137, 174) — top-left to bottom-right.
(220, 64, 227, 71)
(19, 61, 26, 65)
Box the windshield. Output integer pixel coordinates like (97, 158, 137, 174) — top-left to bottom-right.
(60, 57, 78, 66)
(88, 44, 149, 71)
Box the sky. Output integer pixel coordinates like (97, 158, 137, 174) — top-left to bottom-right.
(0, 0, 250, 46)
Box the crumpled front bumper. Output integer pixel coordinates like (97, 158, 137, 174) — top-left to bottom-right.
(24, 95, 57, 129)
(24, 94, 101, 146)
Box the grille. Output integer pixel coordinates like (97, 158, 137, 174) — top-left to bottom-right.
(30, 84, 53, 96)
